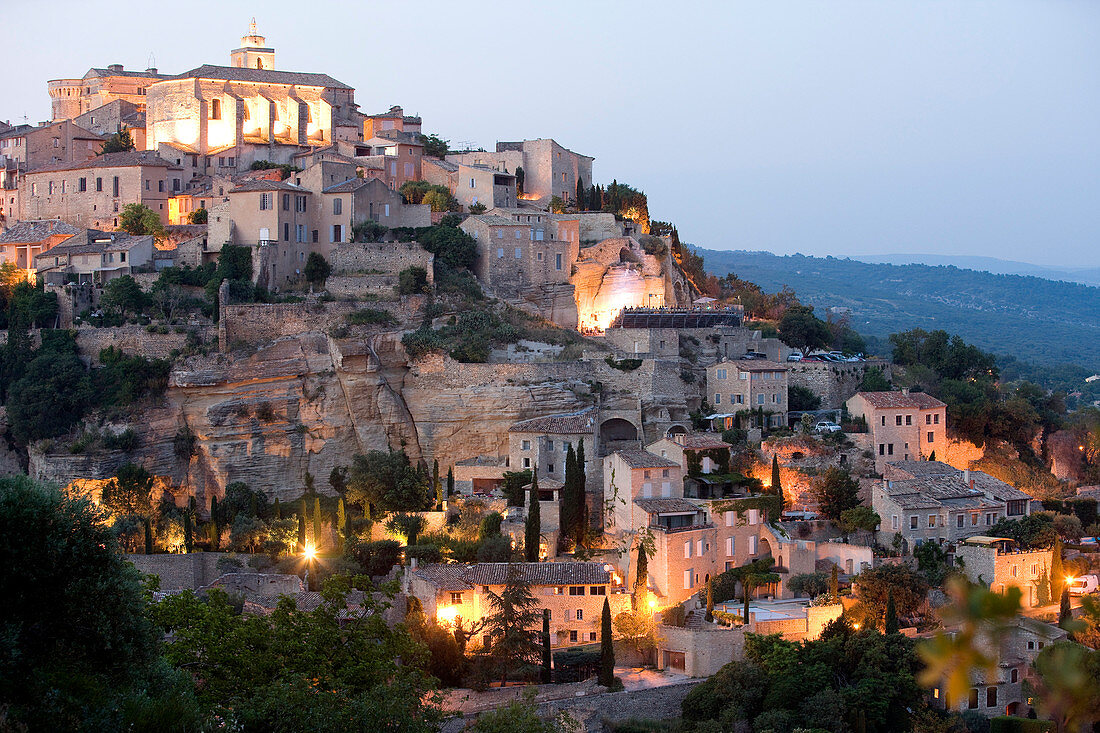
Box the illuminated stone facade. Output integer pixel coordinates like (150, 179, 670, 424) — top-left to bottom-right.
(48, 65, 170, 122)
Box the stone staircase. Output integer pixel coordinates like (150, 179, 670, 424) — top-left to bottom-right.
(685, 609, 707, 630)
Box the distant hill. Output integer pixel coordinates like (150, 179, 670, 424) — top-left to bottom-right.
(697, 249, 1100, 372)
(850, 253, 1100, 287)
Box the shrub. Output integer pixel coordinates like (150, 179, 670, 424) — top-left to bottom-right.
(346, 538, 402, 577)
(346, 308, 398, 326)
(397, 266, 429, 295)
(605, 356, 642, 371)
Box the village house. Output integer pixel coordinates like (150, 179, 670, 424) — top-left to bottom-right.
(421, 157, 517, 212)
(18, 151, 182, 230)
(508, 408, 597, 486)
(35, 230, 154, 285)
(317, 176, 430, 252)
(363, 105, 421, 140)
(73, 99, 147, 150)
(0, 220, 84, 281)
(459, 210, 576, 297)
(845, 390, 948, 473)
(956, 536, 1054, 608)
(706, 360, 789, 429)
(873, 461, 1035, 551)
(48, 64, 170, 122)
(447, 139, 593, 206)
(403, 562, 628, 648)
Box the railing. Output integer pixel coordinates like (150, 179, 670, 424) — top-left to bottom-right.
(649, 522, 714, 534)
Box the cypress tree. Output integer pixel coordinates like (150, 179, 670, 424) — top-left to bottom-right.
(337, 498, 347, 553)
(1059, 586, 1072, 627)
(273, 497, 281, 520)
(1051, 537, 1065, 602)
(313, 496, 322, 548)
(598, 598, 615, 687)
(143, 517, 153, 554)
(447, 466, 455, 496)
(541, 609, 552, 684)
(525, 469, 541, 562)
(634, 543, 649, 610)
(829, 564, 839, 599)
(561, 444, 577, 544)
(297, 513, 306, 553)
(184, 512, 193, 553)
(771, 454, 781, 493)
(1037, 567, 1052, 606)
(705, 578, 714, 622)
(209, 520, 219, 550)
(928, 450, 937, 462)
(433, 459, 441, 506)
(589, 184, 598, 212)
(575, 440, 587, 546)
(885, 589, 899, 634)
(210, 495, 219, 524)
(576, 177, 586, 211)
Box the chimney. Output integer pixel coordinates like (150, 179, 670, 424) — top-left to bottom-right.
(107, 63, 124, 72)
(146, 67, 158, 75)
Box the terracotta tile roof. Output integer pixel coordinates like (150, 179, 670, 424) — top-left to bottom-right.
(322, 178, 369, 194)
(28, 151, 179, 174)
(634, 498, 701, 514)
(675, 433, 730, 451)
(615, 450, 681, 469)
(0, 220, 82, 244)
(715, 359, 788, 372)
(854, 391, 946, 410)
(174, 64, 352, 90)
(509, 408, 595, 435)
(881, 468, 1032, 510)
(411, 562, 610, 591)
(229, 179, 308, 193)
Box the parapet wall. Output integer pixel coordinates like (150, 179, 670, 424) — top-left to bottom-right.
(787, 359, 893, 409)
(125, 552, 228, 591)
(73, 325, 204, 366)
(329, 241, 434, 282)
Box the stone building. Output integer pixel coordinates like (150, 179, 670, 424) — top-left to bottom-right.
(363, 105, 421, 140)
(145, 24, 362, 177)
(318, 177, 430, 252)
(706, 360, 789, 428)
(508, 408, 597, 486)
(19, 151, 182, 229)
(955, 536, 1053, 608)
(460, 210, 575, 296)
(48, 64, 170, 122)
(845, 390, 948, 473)
(35, 230, 154, 285)
(421, 157, 516, 212)
(447, 138, 593, 206)
(0, 219, 83, 281)
(403, 561, 629, 648)
(0, 120, 103, 172)
(873, 461, 1034, 551)
(74, 99, 147, 150)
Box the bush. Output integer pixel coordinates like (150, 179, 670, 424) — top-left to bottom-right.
(346, 538, 402, 577)
(787, 572, 830, 598)
(989, 717, 1052, 733)
(397, 266, 429, 295)
(404, 544, 443, 564)
(605, 356, 642, 371)
(346, 308, 398, 326)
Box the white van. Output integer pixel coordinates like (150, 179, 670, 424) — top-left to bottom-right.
(1069, 575, 1099, 595)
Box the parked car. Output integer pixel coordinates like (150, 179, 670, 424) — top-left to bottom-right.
(786, 353, 803, 362)
(814, 421, 843, 433)
(740, 352, 766, 360)
(1069, 575, 1099, 595)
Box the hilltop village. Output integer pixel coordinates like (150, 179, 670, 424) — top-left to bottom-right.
(4, 22, 1100, 733)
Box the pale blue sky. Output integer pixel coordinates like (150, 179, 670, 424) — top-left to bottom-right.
(6, 1, 1099, 267)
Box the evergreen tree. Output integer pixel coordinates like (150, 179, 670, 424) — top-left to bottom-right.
(705, 578, 714, 623)
(183, 512, 193, 553)
(928, 450, 936, 462)
(1059, 586, 1072, 627)
(273, 497, 281, 520)
(208, 520, 219, 550)
(599, 598, 615, 687)
(830, 564, 839, 599)
(576, 177, 586, 211)
(484, 564, 542, 686)
(525, 469, 541, 562)
(1051, 537, 1065, 602)
(575, 440, 588, 546)
(143, 517, 153, 554)
(210, 495, 219, 524)
(589, 184, 598, 212)
(433, 459, 442, 507)
(884, 589, 899, 634)
(771, 454, 781, 493)
(560, 444, 578, 545)
(337, 498, 347, 552)
(312, 497, 322, 549)
(297, 513, 306, 553)
(447, 466, 455, 497)
(1037, 567, 1052, 606)
(634, 538, 650, 610)
(541, 609, 552, 684)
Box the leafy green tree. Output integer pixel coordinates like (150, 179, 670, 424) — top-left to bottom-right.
(99, 128, 135, 154)
(728, 558, 779, 623)
(118, 202, 165, 238)
(1027, 641, 1100, 733)
(838, 506, 880, 541)
(150, 578, 441, 732)
(598, 598, 615, 687)
(303, 252, 332, 289)
(418, 133, 449, 158)
(468, 691, 573, 733)
(352, 219, 388, 243)
(860, 366, 892, 392)
(7, 330, 91, 444)
(417, 223, 477, 270)
(346, 538, 402, 577)
(778, 305, 832, 355)
(854, 562, 929, 622)
(347, 449, 432, 514)
(525, 470, 541, 562)
(787, 384, 822, 411)
(187, 207, 208, 224)
(100, 274, 148, 320)
(484, 565, 542, 686)
(0, 476, 186, 730)
(397, 265, 429, 294)
(787, 572, 830, 598)
(386, 512, 427, 546)
(809, 466, 862, 521)
(100, 463, 156, 520)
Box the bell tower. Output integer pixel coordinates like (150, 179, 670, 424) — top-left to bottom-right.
(230, 18, 275, 70)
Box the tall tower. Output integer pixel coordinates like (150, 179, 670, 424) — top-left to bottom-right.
(230, 18, 275, 70)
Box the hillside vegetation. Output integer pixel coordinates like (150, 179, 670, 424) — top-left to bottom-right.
(699, 249, 1100, 373)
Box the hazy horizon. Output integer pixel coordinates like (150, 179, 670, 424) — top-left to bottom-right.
(6, 1, 1099, 268)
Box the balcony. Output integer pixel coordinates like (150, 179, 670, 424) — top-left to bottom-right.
(649, 521, 713, 534)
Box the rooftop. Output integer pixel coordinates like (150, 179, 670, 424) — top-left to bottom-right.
(28, 151, 178, 174)
(634, 498, 701, 514)
(508, 408, 595, 435)
(35, 231, 153, 259)
(615, 450, 681, 470)
(172, 64, 352, 90)
(0, 219, 82, 244)
(229, 179, 308, 193)
(411, 562, 611, 591)
(853, 391, 947, 410)
(714, 359, 788, 372)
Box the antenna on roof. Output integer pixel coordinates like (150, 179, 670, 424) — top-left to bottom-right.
(148, 53, 156, 68)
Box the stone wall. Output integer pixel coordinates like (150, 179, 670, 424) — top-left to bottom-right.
(29, 446, 129, 485)
(787, 359, 893, 409)
(125, 552, 227, 591)
(329, 241, 434, 282)
(658, 624, 746, 677)
(219, 298, 418, 350)
(73, 324, 203, 365)
(325, 274, 403, 299)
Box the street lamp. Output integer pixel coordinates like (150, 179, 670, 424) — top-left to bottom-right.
(303, 543, 316, 589)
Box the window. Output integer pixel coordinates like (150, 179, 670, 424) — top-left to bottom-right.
(521, 440, 531, 450)
(726, 536, 734, 556)
(331, 224, 343, 242)
(1011, 668, 1018, 683)
(589, 632, 597, 642)
(575, 609, 583, 621)
(910, 516, 918, 530)
(210, 99, 221, 119)
(684, 569, 694, 590)
(497, 247, 504, 259)
(590, 586, 606, 595)
(757, 394, 765, 405)
(714, 393, 721, 405)
(569, 630, 578, 642)
(928, 514, 936, 528)
(957, 514, 964, 528)
(971, 513, 979, 526)
(892, 515, 899, 530)
(968, 689, 979, 710)
(260, 193, 272, 210)
(740, 372, 748, 380)
(553, 586, 564, 595)
(986, 687, 997, 708)
(716, 368, 727, 380)
(78, 177, 86, 192)
(888, 444, 894, 455)
(312, 230, 318, 243)
(905, 415, 912, 426)
(684, 541, 692, 559)
(926, 414, 932, 425)
(881, 416, 886, 426)
(296, 225, 305, 242)
(333, 198, 342, 215)
(283, 194, 290, 211)
(697, 539, 704, 556)
(283, 223, 290, 241)
(934, 414, 940, 424)
(523, 457, 530, 468)
(514, 247, 522, 259)
(749, 535, 758, 554)
(725, 511, 734, 527)
(1012, 565, 1019, 577)
(569, 586, 584, 595)
(555, 253, 562, 270)
(384, 204, 390, 216)
(896, 415, 903, 426)
(547, 463, 554, 473)
(96, 177, 103, 192)
(927, 431, 934, 443)
(879, 444, 885, 456)
(450, 592, 462, 604)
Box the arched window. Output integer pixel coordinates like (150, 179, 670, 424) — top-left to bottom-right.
(256, 58, 263, 69)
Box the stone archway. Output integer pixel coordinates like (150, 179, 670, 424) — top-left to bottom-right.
(665, 424, 688, 438)
(600, 417, 639, 443)
(673, 280, 686, 306)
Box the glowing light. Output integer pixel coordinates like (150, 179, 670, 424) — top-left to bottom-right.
(437, 605, 458, 626)
(648, 599, 657, 610)
(1067, 576, 1076, 584)
(853, 622, 861, 630)
(303, 544, 316, 561)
